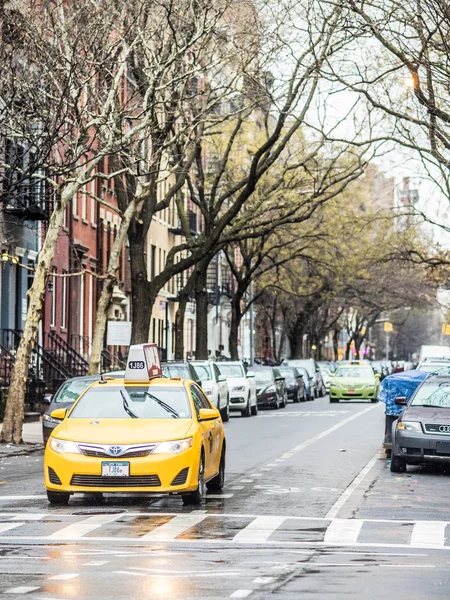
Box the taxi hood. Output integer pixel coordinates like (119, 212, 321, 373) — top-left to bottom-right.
(52, 418, 195, 444)
(334, 377, 374, 386)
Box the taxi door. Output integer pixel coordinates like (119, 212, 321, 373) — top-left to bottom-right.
(191, 384, 220, 478)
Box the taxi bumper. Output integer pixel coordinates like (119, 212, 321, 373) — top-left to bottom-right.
(44, 446, 200, 494)
(330, 386, 378, 400)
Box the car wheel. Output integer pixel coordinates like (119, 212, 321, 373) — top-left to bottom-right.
(47, 490, 70, 505)
(330, 398, 338, 403)
(183, 454, 206, 505)
(221, 398, 230, 422)
(293, 391, 300, 404)
(251, 402, 258, 416)
(371, 398, 379, 403)
(207, 448, 225, 491)
(242, 399, 251, 417)
(390, 454, 406, 473)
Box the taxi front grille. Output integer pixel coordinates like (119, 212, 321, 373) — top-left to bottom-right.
(77, 443, 157, 458)
(70, 474, 161, 487)
(48, 467, 61, 485)
(171, 468, 189, 486)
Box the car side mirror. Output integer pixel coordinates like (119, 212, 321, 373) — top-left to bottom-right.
(218, 375, 226, 383)
(395, 396, 407, 406)
(298, 374, 304, 378)
(198, 408, 220, 421)
(374, 373, 380, 380)
(246, 371, 255, 378)
(50, 408, 67, 420)
(43, 394, 53, 405)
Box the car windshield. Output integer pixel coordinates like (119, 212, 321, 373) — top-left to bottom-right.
(193, 365, 212, 380)
(54, 379, 95, 404)
(162, 365, 191, 379)
(254, 371, 273, 384)
(279, 369, 295, 382)
(219, 364, 244, 378)
(69, 386, 191, 419)
(411, 382, 450, 408)
(417, 364, 450, 373)
(286, 361, 312, 375)
(334, 368, 373, 378)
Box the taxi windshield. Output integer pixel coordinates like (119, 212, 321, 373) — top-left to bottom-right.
(193, 365, 212, 381)
(411, 382, 450, 408)
(334, 368, 373, 379)
(54, 379, 94, 403)
(219, 364, 245, 378)
(69, 386, 192, 419)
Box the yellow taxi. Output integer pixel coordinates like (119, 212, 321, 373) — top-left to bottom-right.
(44, 344, 226, 506)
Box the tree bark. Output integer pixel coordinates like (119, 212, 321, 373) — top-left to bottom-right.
(1, 183, 78, 444)
(88, 198, 138, 374)
(174, 296, 188, 360)
(194, 266, 209, 359)
(130, 232, 154, 345)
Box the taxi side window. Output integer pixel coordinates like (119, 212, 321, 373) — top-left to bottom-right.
(191, 384, 210, 414)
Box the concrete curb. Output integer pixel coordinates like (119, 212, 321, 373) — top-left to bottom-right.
(0, 443, 43, 459)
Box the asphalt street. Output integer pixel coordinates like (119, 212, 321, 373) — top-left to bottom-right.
(1, 397, 450, 599)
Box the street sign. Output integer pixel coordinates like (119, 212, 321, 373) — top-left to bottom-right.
(384, 322, 393, 333)
(442, 323, 450, 336)
(107, 321, 132, 346)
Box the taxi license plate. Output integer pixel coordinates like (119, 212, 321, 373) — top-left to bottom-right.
(348, 389, 355, 393)
(101, 462, 129, 477)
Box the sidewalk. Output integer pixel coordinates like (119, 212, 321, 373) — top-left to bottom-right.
(0, 419, 43, 459)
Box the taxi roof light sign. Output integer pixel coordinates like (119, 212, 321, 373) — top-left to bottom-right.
(124, 344, 162, 382)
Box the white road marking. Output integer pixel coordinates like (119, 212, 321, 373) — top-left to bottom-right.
(410, 521, 447, 548)
(233, 516, 286, 543)
(240, 479, 254, 483)
(230, 591, 253, 598)
(259, 468, 271, 472)
(324, 519, 364, 545)
(83, 561, 109, 566)
(325, 452, 380, 519)
(267, 464, 278, 467)
(10, 514, 47, 521)
(3, 586, 40, 594)
(0, 522, 24, 534)
(253, 577, 274, 584)
(280, 405, 379, 460)
(117, 570, 242, 578)
(141, 513, 207, 540)
(379, 564, 436, 568)
(230, 486, 245, 490)
(207, 494, 234, 499)
(0, 496, 47, 501)
(49, 574, 79, 580)
(48, 513, 126, 540)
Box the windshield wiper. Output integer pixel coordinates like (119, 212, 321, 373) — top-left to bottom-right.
(120, 390, 139, 419)
(144, 391, 179, 418)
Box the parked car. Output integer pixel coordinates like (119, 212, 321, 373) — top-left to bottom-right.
(318, 365, 332, 392)
(253, 366, 287, 409)
(161, 361, 201, 385)
(282, 359, 324, 397)
(391, 373, 450, 472)
(190, 360, 230, 421)
(42, 371, 124, 444)
(371, 361, 388, 380)
(278, 366, 307, 402)
(416, 358, 450, 374)
(296, 367, 313, 400)
(218, 361, 257, 417)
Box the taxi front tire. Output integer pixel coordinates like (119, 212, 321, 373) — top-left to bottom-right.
(47, 490, 70, 505)
(183, 454, 206, 505)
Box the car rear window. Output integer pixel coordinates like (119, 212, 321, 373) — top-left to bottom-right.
(70, 386, 191, 419)
(218, 364, 244, 378)
(53, 379, 95, 404)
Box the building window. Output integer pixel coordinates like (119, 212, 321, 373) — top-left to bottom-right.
(90, 180, 96, 224)
(81, 188, 87, 220)
(61, 271, 67, 329)
(50, 267, 57, 327)
(152, 318, 156, 343)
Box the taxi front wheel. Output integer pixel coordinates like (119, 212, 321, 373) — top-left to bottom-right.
(183, 455, 206, 505)
(47, 490, 70, 505)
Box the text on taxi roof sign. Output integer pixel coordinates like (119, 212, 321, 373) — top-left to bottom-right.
(124, 343, 162, 381)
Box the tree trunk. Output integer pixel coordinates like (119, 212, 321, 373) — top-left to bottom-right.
(88, 198, 138, 374)
(333, 329, 340, 361)
(130, 233, 154, 344)
(229, 302, 242, 361)
(194, 266, 209, 359)
(1, 184, 77, 444)
(174, 296, 188, 360)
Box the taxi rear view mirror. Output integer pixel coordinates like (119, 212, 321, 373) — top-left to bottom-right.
(198, 408, 220, 421)
(50, 408, 67, 420)
(395, 396, 407, 406)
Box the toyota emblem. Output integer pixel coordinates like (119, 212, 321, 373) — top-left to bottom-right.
(438, 425, 450, 433)
(108, 445, 124, 456)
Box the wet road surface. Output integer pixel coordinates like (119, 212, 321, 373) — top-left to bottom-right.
(1, 397, 450, 598)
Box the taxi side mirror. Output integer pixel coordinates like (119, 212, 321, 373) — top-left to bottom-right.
(50, 408, 67, 420)
(395, 396, 407, 406)
(198, 408, 220, 421)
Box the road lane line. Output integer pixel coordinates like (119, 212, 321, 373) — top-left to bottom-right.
(48, 513, 126, 540)
(324, 519, 364, 544)
(253, 577, 274, 584)
(10, 514, 47, 521)
(230, 591, 253, 598)
(325, 451, 380, 519)
(49, 574, 79, 580)
(3, 586, 41, 594)
(0, 495, 47, 501)
(141, 514, 208, 540)
(83, 561, 109, 566)
(0, 522, 24, 534)
(280, 405, 379, 460)
(233, 516, 286, 543)
(410, 521, 447, 547)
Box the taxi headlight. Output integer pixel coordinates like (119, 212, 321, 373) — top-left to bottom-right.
(48, 437, 80, 454)
(154, 437, 194, 454)
(397, 421, 422, 432)
(232, 386, 245, 392)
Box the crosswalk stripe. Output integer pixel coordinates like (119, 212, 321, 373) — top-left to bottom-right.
(141, 513, 207, 540)
(410, 521, 447, 547)
(0, 522, 24, 534)
(233, 516, 286, 543)
(324, 519, 364, 545)
(47, 513, 126, 540)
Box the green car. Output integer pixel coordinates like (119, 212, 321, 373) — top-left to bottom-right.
(329, 366, 380, 403)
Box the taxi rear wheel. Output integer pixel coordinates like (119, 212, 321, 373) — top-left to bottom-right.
(47, 490, 70, 505)
(183, 454, 206, 505)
